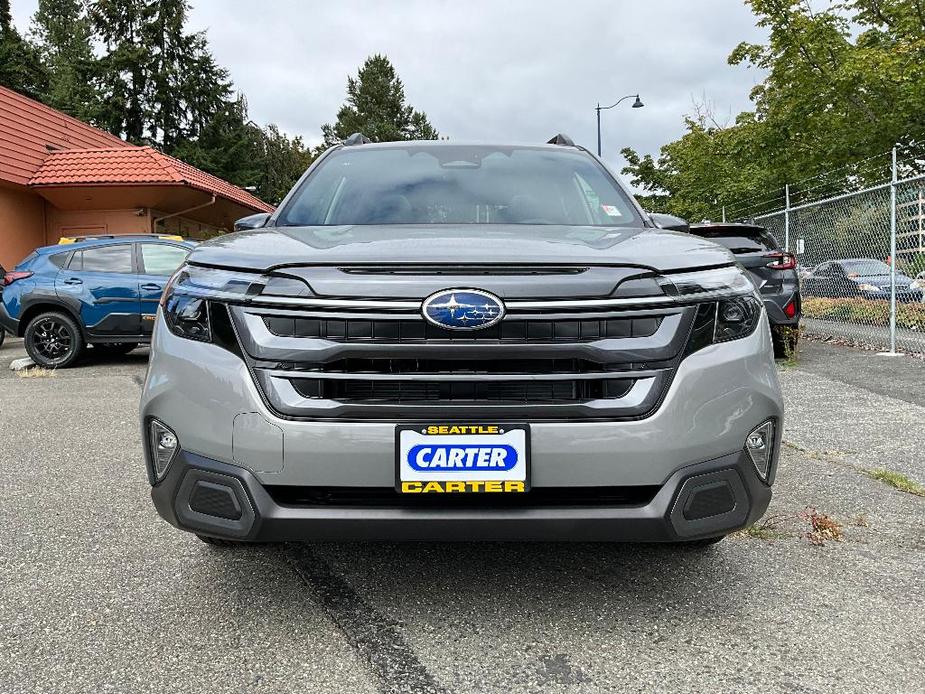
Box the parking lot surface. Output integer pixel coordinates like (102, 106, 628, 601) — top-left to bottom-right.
(1, 338, 923, 693)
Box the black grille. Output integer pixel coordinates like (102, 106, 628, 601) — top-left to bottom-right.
(189, 481, 242, 520)
(263, 316, 662, 342)
(266, 485, 661, 508)
(682, 481, 736, 520)
(289, 357, 643, 375)
(291, 377, 634, 403)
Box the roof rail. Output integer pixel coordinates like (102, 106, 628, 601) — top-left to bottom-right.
(343, 132, 372, 146)
(547, 133, 575, 146)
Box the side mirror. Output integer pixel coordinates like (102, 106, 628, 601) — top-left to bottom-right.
(649, 212, 690, 233)
(234, 212, 271, 231)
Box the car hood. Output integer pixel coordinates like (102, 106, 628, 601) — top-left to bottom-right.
(851, 274, 913, 287)
(189, 224, 735, 273)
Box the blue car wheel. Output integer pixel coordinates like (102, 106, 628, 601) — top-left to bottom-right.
(24, 311, 84, 368)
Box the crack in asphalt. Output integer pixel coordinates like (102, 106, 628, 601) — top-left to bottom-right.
(285, 544, 447, 694)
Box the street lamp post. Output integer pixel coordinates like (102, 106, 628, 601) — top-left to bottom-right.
(595, 94, 644, 157)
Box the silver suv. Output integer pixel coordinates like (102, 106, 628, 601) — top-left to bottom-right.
(140, 136, 782, 546)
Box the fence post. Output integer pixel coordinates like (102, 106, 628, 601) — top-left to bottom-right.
(784, 184, 790, 252)
(880, 146, 901, 356)
(722, 206, 726, 222)
(890, 146, 898, 353)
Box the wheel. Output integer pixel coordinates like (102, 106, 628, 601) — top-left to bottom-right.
(92, 342, 139, 356)
(196, 534, 242, 547)
(772, 325, 800, 359)
(24, 312, 84, 368)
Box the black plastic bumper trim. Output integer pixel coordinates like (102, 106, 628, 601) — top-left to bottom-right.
(151, 449, 772, 543)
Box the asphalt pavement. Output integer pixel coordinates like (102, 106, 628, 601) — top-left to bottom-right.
(0, 337, 922, 693)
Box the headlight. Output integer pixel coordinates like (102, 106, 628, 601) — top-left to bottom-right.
(161, 264, 314, 342)
(164, 264, 269, 302)
(856, 283, 881, 292)
(715, 295, 762, 343)
(164, 293, 211, 342)
(657, 265, 755, 301)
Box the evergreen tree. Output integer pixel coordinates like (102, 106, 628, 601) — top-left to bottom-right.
(255, 124, 315, 204)
(90, 0, 148, 141)
(31, 0, 99, 121)
(321, 54, 438, 147)
(0, 0, 48, 100)
(171, 95, 264, 188)
(89, 0, 232, 147)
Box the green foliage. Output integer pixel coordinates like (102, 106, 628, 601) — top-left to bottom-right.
(622, 0, 925, 220)
(1, 0, 318, 207)
(321, 54, 439, 147)
(0, 0, 48, 100)
(802, 296, 925, 331)
(90, 0, 232, 147)
(31, 0, 99, 121)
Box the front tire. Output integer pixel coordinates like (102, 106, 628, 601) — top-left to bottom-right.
(24, 312, 84, 368)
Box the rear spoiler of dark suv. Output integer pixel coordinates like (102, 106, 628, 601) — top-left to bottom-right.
(688, 223, 767, 236)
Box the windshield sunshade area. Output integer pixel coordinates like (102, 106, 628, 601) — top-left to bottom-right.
(275, 144, 642, 227)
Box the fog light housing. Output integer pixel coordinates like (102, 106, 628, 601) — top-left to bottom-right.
(149, 419, 179, 482)
(745, 419, 775, 481)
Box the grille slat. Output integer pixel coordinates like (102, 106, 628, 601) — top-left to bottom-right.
(266, 485, 660, 508)
(264, 316, 661, 342)
(290, 377, 634, 404)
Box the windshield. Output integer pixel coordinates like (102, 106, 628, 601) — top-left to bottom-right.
(275, 145, 642, 228)
(843, 260, 891, 276)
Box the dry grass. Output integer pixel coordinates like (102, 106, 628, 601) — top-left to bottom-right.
(799, 507, 844, 546)
(15, 366, 57, 379)
(865, 468, 925, 497)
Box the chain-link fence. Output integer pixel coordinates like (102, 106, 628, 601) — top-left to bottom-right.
(721, 148, 925, 355)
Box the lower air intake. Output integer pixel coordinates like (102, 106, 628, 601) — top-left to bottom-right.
(682, 481, 736, 521)
(189, 481, 243, 520)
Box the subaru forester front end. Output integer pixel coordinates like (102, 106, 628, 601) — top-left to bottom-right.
(140, 137, 782, 546)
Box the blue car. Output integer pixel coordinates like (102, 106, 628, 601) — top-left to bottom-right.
(0, 235, 195, 367)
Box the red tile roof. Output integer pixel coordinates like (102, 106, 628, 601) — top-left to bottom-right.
(0, 85, 130, 186)
(30, 146, 273, 212)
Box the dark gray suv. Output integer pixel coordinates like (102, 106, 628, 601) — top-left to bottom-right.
(140, 136, 783, 546)
(688, 223, 801, 357)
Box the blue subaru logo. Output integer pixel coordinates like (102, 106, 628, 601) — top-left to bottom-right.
(422, 289, 505, 331)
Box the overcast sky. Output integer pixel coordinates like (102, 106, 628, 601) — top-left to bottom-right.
(11, 0, 768, 178)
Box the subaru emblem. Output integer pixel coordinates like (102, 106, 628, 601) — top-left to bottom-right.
(421, 289, 506, 331)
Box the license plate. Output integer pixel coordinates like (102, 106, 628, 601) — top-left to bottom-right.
(396, 424, 530, 494)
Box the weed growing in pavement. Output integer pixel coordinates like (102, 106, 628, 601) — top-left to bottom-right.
(733, 514, 790, 540)
(799, 507, 844, 546)
(16, 366, 56, 379)
(777, 325, 802, 367)
(865, 469, 925, 497)
(851, 514, 870, 527)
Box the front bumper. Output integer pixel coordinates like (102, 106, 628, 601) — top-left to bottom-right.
(152, 448, 773, 542)
(142, 310, 782, 541)
(0, 299, 18, 335)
